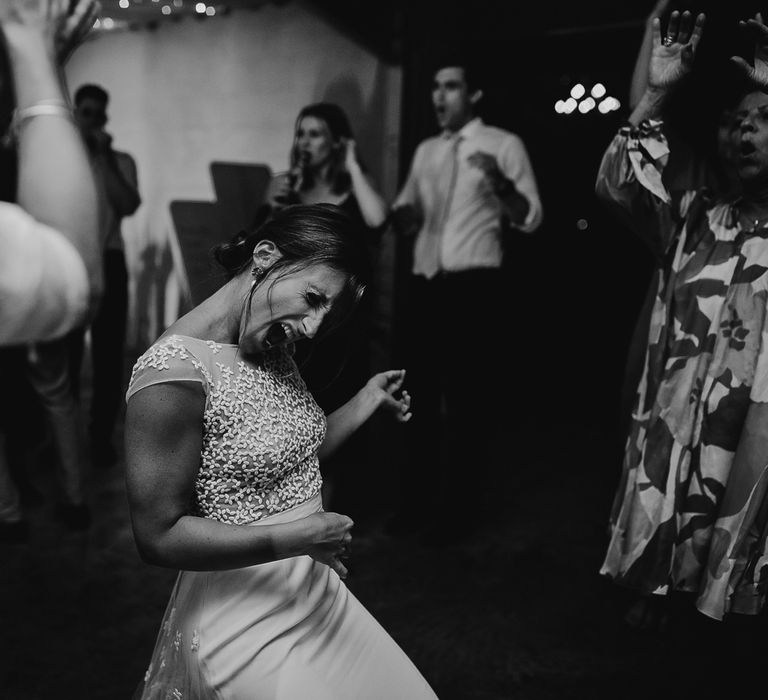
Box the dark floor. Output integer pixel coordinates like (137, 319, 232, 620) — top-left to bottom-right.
(2, 350, 767, 700)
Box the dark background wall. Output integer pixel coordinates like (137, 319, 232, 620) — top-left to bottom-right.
(358, 0, 761, 465)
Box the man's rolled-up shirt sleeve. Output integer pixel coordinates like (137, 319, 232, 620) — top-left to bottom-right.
(0, 202, 89, 345)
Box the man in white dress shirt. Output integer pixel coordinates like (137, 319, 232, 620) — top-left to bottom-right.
(388, 53, 543, 537)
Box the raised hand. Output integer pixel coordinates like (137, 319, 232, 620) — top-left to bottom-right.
(648, 10, 706, 90)
(731, 13, 768, 90)
(0, 0, 99, 65)
(301, 511, 354, 579)
(341, 137, 359, 173)
(0, 0, 67, 42)
(365, 369, 412, 423)
(56, 0, 101, 65)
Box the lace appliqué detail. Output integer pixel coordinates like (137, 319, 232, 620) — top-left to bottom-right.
(197, 350, 324, 524)
(129, 336, 325, 525)
(128, 335, 213, 388)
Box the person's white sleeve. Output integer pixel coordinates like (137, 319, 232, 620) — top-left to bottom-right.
(499, 134, 543, 233)
(0, 202, 89, 345)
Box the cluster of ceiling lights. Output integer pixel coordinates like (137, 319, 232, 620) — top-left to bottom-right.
(554, 83, 621, 116)
(94, 0, 223, 32)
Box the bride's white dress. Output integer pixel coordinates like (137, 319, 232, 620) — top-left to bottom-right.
(127, 335, 438, 700)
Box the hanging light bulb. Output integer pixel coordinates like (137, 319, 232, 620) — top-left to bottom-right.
(570, 83, 585, 100)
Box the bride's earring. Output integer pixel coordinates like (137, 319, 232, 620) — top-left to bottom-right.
(250, 266, 264, 288)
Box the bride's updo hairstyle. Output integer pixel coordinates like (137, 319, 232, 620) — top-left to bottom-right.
(213, 203, 370, 339)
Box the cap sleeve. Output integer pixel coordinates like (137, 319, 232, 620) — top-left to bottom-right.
(126, 335, 212, 403)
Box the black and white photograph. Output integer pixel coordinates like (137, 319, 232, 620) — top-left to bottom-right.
(2, 0, 768, 698)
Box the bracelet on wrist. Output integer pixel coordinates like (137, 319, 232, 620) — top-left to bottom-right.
(11, 100, 74, 138)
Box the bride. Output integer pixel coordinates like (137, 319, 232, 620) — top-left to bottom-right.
(125, 204, 438, 699)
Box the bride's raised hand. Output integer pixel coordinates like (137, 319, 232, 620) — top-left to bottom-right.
(364, 369, 412, 423)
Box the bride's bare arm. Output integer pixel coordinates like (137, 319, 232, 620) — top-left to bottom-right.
(125, 382, 352, 577)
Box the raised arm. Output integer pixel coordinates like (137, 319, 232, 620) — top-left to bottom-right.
(125, 382, 354, 578)
(594, 12, 706, 258)
(630, 9, 706, 126)
(342, 138, 388, 229)
(1, 0, 103, 303)
(318, 369, 411, 462)
(629, 0, 673, 110)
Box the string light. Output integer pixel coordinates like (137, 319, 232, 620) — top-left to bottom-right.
(590, 83, 606, 99)
(598, 96, 621, 113)
(87, 0, 227, 32)
(570, 83, 585, 100)
(555, 80, 621, 117)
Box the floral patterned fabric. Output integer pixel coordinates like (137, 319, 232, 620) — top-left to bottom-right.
(596, 120, 768, 619)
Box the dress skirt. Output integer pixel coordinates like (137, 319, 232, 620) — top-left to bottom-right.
(135, 494, 438, 700)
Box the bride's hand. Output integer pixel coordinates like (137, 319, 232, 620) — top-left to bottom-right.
(364, 369, 412, 423)
(300, 511, 354, 579)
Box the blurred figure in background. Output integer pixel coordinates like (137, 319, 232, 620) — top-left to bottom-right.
(69, 82, 141, 467)
(260, 102, 387, 523)
(388, 53, 542, 540)
(0, 0, 102, 541)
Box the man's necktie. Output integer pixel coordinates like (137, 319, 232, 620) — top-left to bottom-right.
(424, 134, 462, 279)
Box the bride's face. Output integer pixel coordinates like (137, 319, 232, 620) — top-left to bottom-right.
(238, 262, 347, 356)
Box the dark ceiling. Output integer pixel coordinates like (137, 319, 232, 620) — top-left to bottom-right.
(309, 0, 759, 64)
(95, 0, 763, 67)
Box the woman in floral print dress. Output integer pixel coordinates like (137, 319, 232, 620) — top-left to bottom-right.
(124, 204, 438, 699)
(597, 10, 768, 622)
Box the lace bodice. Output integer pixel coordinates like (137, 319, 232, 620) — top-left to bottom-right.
(126, 335, 325, 524)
